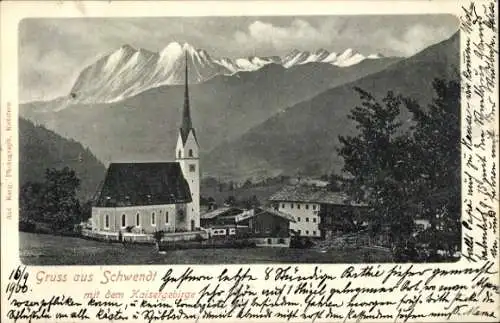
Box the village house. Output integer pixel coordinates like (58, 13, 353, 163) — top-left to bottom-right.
(269, 185, 368, 239)
(200, 207, 295, 246)
(89, 53, 201, 240)
(200, 206, 245, 228)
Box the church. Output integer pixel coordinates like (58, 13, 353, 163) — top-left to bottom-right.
(90, 53, 200, 235)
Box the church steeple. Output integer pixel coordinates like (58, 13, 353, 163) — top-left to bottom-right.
(175, 49, 200, 232)
(180, 51, 195, 144)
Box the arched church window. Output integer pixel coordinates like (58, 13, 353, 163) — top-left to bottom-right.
(178, 150, 181, 158)
(105, 214, 109, 229)
(188, 149, 193, 157)
(136, 213, 140, 226)
(151, 212, 156, 226)
(121, 214, 126, 227)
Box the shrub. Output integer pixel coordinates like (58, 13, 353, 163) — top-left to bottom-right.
(19, 220, 36, 233)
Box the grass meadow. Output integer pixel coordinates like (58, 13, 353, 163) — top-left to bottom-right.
(20, 232, 393, 265)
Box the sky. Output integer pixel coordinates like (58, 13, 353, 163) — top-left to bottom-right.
(19, 15, 459, 102)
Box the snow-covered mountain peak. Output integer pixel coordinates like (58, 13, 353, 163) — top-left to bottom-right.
(198, 49, 210, 59)
(182, 42, 198, 54)
(323, 51, 338, 63)
(280, 47, 373, 68)
(109, 45, 135, 59)
(367, 53, 384, 59)
(69, 42, 387, 103)
(287, 49, 301, 56)
(160, 42, 184, 57)
(119, 44, 136, 52)
(333, 48, 366, 67)
(315, 48, 330, 56)
(338, 48, 355, 59)
(137, 47, 156, 56)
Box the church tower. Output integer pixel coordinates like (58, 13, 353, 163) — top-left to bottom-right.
(175, 52, 200, 231)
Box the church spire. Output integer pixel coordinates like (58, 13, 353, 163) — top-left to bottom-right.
(180, 51, 194, 143)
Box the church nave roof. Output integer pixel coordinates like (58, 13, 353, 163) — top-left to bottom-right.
(94, 162, 192, 207)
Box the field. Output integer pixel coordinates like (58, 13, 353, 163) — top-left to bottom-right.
(20, 232, 393, 265)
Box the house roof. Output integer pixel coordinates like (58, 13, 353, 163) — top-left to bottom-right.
(269, 185, 366, 206)
(200, 207, 296, 223)
(94, 162, 192, 207)
(236, 207, 296, 223)
(200, 207, 244, 220)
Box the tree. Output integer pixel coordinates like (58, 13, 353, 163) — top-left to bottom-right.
(338, 79, 461, 260)
(80, 200, 93, 222)
(404, 79, 461, 257)
(20, 167, 82, 232)
(19, 181, 45, 230)
(338, 88, 414, 243)
(42, 167, 81, 231)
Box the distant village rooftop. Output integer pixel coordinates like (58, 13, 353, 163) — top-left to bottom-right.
(240, 207, 296, 223)
(200, 207, 242, 220)
(269, 185, 366, 206)
(200, 206, 296, 223)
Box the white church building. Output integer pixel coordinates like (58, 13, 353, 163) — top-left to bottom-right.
(90, 53, 200, 236)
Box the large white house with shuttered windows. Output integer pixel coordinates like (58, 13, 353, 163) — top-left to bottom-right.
(270, 186, 322, 238)
(270, 185, 367, 239)
(274, 201, 321, 238)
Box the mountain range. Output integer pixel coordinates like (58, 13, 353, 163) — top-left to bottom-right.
(64, 42, 385, 103)
(21, 52, 400, 164)
(20, 31, 459, 191)
(204, 31, 460, 180)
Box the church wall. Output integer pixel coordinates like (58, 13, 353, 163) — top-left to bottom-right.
(92, 204, 180, 234)
(174, 203, 190, 231)
(175, 131, 200, 231)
